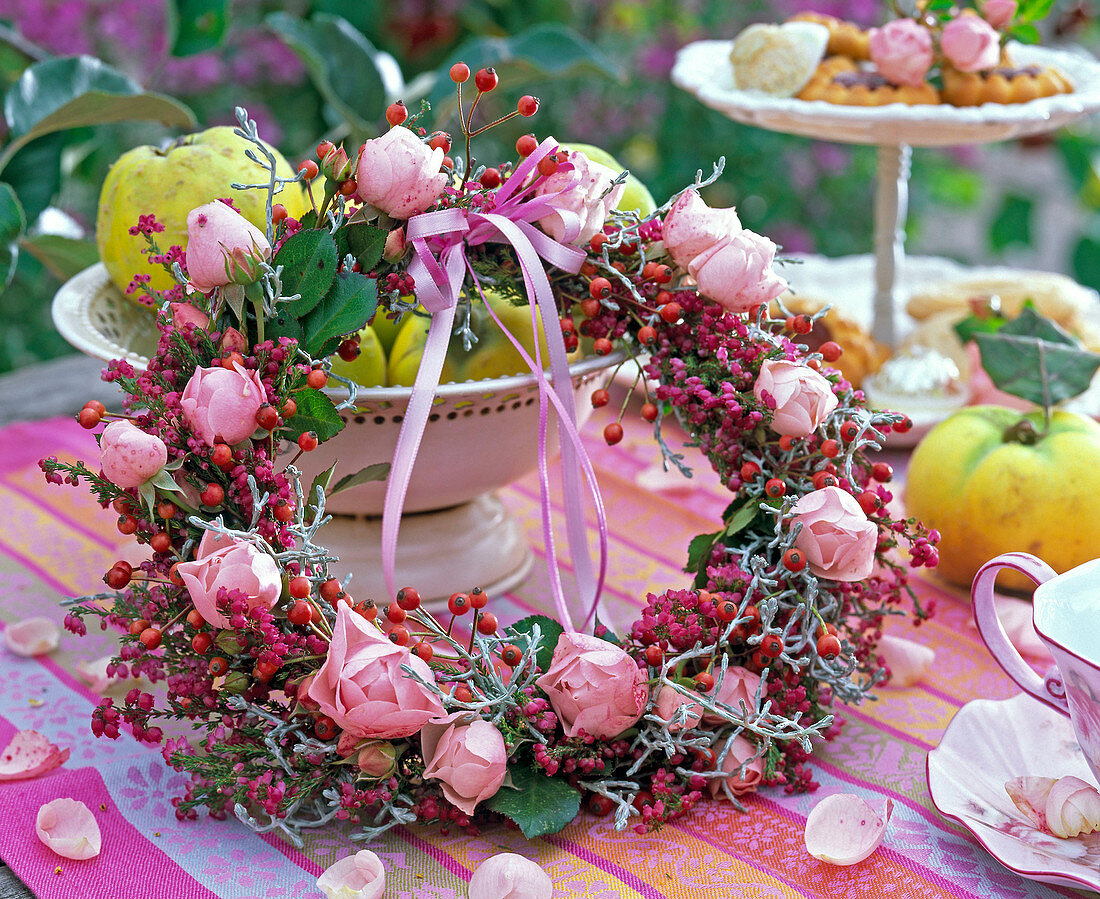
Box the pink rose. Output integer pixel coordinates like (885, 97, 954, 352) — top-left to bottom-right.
(869, 19, 934, 87)
(689, 230, 788, 314)
(307, 603, 444, 739)
(661, 189, 742, 271)
(180, 362, 268, 446)
(421, 715, 507, 814)
(99, 420, 167, 489)
(535, 632, 648, 740)
(317, 849, 385, 899)
(754, 359, 839, 438)
(175, 530, 281, 629)
(791, 486, 878, 582)
(708, 735, 764, 799)
(383, 227, 406, 262)
(169, 302, 210, 332)
(941, 15, 1002, 72)
(981, 0, 1017, 28)
(655, 685, 703, 732)
(703, 666, 763, 725)
(185, 201, 270, 294)
(355, 126, 448, 219)
(535, 146, 625, 246)
(468, 854, 553, 899)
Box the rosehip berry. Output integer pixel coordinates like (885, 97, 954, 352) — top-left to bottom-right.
(288, 576, 310, 600)
(355, 600, 377, 621)
(590, 233, 609, 253)
(450, 62, 470, 82)
(593, 337, 613, 356)
(778, 435, 797, 452)
(840, 421, 860, 442)
(298, 159, 319, 180)
(474, 67, 498, 92)
(256, 660, 280, 680)
(112, 498, 132, 514)
(396, 586, 421, 611)
(872, 462, 893, 482)
(760, 633, 783, 658)
(603, 422, 624, 445)
(469, 586, 487, 609)
(314, 716, 338, 740)
(255, 404, 280, 430)
(385, 602, 406, 624)
(208, 656, 229, 677)
(820, 340, 843, 362)
(820, 439, 840, 458)
(339, 178, 358, 196)
(273, 500, 295, 523)
(413, 641, 434, 662)
(537, 153, 559, 177)
(792, 314, 813, 334)
(117, 515, 137, 535)
(192, 632, 212, 654)
(78, 407, 101, 429)
(139, 628, 162, 650)
(150, 531, 172, 554)
(783, 547, 807, 571)
(388, 625, 410, 646)
(893, 415, 913, 434)
(739, 461, 760, 481)
(640, 402, 658, 423)
(589, 277, 612, 299)
(693, 671, 715, 692)
(587, 794, 615, 817)
(297, 431, 319, 452)
(637, 325, 657, 345)
(812, 471, 839, 489)
(157, 500, 177, 519)
(271, 203, 288, 223)
(517, 95, 539, 116)
(476, 612, 498, 635)
(337, 339, 360, 361)
(105, 565, 131, 589)
(128, 619, 150, 636)
(83, 399, 106, 416)
(211, 443, 234, 470)
(320, 578, 344, 605)
(288, 600, 313, 626)
(817, 633, 842, 660)
(495, 644, 520, 667)
(169, 563, 184, 586)
(200, 483, 225, 506)
(633, 790, 654, 812)
(479, 166, 501, 188)
(453, 685, 474, 703)
(658, 302, 682, 324)
(715, 600, 738, 622)
(516, 134, 538, 157)
(316, 140, 334, 159)
(858, 491, 882, 515)
(385, 101, 407, 126)
(306, 369, 328, 389)
(186, 609, 205, 629)
(644, 644, 663, 667)
(222, 352, 244, 370)
(448, 592, 470, 615)
(765, 478, 786, 498)
(591, 388, 610, 408)
(559, 317, 576, 335)
(653, 264, 672, 284)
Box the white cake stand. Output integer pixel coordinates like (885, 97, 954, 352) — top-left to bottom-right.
(671, 40, 1100, 346)
(52, 263, 618, 607)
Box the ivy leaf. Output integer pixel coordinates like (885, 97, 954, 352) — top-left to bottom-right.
(330, 463, 390, 494)
(505, 615, 565, 671)
(300, 270, 378, 357)
(485, 763, 581, 838)
(273, 229, 338, 317)
(284, 388, 344, 442)
(973, 307, 1100, 408)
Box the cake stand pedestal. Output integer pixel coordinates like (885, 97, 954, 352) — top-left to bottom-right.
(671, 39, 1100, 347)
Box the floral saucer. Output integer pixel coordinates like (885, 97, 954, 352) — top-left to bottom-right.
(927, 692, 1100, 892)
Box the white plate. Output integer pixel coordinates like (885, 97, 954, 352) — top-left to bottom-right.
(672, 40, 1100, 147)
(928, 692, 1100, 892)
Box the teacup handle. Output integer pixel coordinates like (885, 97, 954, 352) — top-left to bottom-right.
(972, 551, 1069, 716)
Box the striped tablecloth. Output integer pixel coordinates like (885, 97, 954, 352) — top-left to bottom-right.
(0, 412, 1082, 899)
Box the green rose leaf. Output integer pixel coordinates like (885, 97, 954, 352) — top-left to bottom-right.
(973, 307, 1100, 408)
(485, 762, 581, 839)
(167, 0, 230, 56)
(330, 462, 390, 495)
(505, 615, 565, 672)
(273, 229, 338, 318)
(339, 222, 388, 272)
(0, 56, 194, 174)
(300, 270, 378, 357)
(285, 388, 344, 442)
(267, 13, 388, 132)
(0, 183, 26, 290)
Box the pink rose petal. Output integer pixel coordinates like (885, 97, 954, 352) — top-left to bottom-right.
(35, 798, 102, 860)
(878, 635, 935, 688)
(805, 793, 893, 865)
(4, 616, 60, 656)
(316, 849, 385, 899)
(1006, 776, 1057, 832)
(468, 852, 553, 899)
(0, 730, 69, 781)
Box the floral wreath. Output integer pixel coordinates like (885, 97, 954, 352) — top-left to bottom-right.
(40, 66, 937, 848)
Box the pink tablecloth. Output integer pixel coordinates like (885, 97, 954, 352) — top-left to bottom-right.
(0, 412, 1080, 898)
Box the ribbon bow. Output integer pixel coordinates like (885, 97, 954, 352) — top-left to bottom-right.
(382, 137, 608, 632)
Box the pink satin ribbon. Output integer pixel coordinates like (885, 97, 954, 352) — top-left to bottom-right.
(381, 138, 608, 632)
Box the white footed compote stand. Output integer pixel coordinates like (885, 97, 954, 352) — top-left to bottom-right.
(52, 264, 617, 606)
(671, 39, 1100, 346)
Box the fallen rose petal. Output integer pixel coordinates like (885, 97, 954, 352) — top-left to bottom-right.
(468, 853, 553, 899)
(878, 635, 935, 688)
(1006, 776, 1057, 831)
(35, 798, 101, 860)
(75, 656, 116, 693)
(317, 849, 385, 899)
(805, 793, 893, 865)
(0, 730, 69, 781)
(4, 617, 60, 656)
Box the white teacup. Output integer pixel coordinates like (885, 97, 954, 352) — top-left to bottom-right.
(973, 552, 1100, 782)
